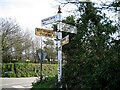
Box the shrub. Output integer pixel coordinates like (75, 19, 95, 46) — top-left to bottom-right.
(2, 63, 58, 78)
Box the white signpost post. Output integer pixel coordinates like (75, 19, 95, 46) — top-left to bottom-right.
(57, 6, 62, 83)
(38, 5, 77, 87)
(41, 6, 63, 83)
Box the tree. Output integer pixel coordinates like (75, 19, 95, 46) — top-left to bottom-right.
(59, 1, 119, 89)
(0, 18, 35, 63)
(32, 36, 42, 63)
(20, 31, 34, 62)
(0, 18, 22, 63)
(96, 0, 120, 37)
(43, 38, 57, 63)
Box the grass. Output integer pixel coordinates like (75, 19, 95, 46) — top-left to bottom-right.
(31, 64, 65, 89)
(31, 76, 58, 90)
(42, 64, 58, 77)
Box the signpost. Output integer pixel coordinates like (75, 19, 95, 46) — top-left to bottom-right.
(62, 23, 77, 34)
(41, 14, 58, 26)
(38, 49, 47, 81)
(61, 35, 69, 46)
(35, 5, 77, 87)
(56, 6, 62, 83)
(35, 28, 55, 38)
(38, 49, 47, 62)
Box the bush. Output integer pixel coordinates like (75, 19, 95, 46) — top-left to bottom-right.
(2, 63, 58, 78)
(31, 76, 58, 89)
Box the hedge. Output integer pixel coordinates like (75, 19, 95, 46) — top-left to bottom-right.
(2, 63, 58, 77)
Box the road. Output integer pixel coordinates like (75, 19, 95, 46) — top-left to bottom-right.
(0, 77, 38, 90)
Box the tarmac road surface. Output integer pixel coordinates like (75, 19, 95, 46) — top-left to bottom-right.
(0, 77, 38, 90)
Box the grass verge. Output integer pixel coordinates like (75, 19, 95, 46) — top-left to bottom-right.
(31, 76, 58, 90)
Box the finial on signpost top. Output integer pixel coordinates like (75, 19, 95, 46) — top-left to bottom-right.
(58, 5, 62, 13)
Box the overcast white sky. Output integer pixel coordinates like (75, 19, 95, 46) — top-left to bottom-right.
(0, 0, 58, 32)
(0, 0, 115, 33)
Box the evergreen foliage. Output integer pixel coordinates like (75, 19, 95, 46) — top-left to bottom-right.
(61, 2, 119, 89)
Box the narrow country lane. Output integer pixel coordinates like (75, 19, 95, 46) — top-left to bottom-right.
(0, 77, 38, 90)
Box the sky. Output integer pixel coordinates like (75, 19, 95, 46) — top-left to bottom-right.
(0, 0, 58, 32)
(0, 0, 115, 33)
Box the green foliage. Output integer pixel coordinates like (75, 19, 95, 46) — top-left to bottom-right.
(2, 63, 58, 78)
(62, 15, 75, 26)
(61, 2, 119, 89)
(92, 61, 120, 89)
(32, 76, 57, 89)
(43, 39, 57, 63)
(53, 24, 57, 31)
(0, 18, 36, 63)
